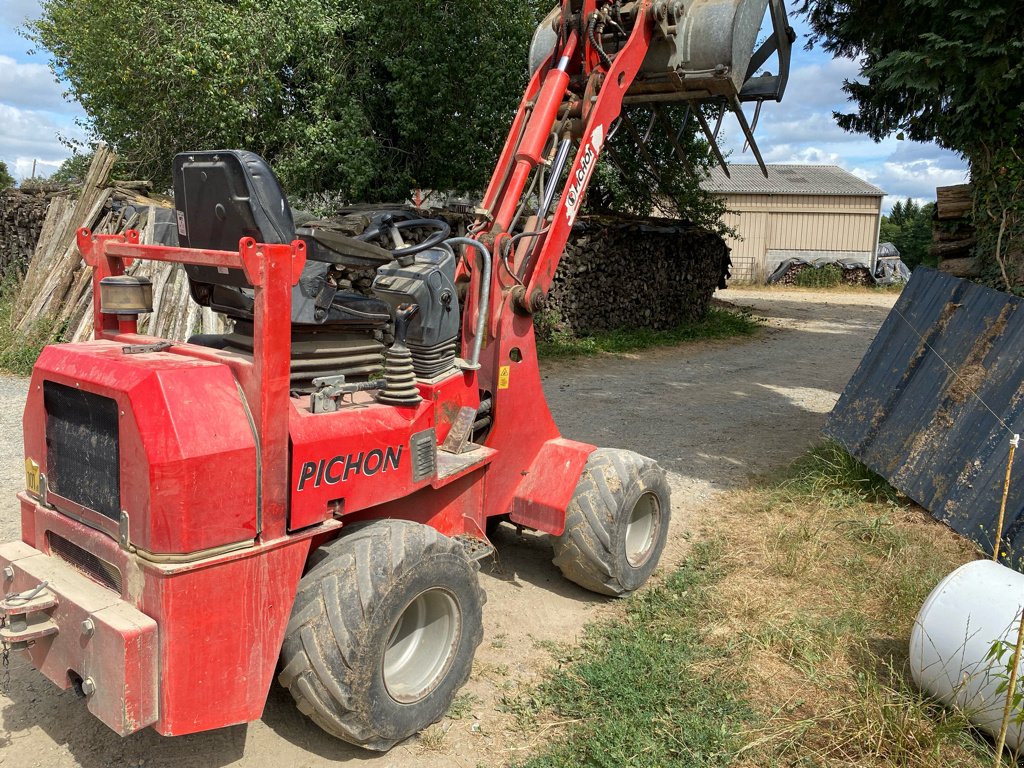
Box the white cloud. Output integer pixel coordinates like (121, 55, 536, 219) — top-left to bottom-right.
(0, 54, 77, 113)
(882, 194, 931, 211)
(753, 111, 868, 145)
(0, 103, 85, 181)
(781, 56, 862, 110)
(718, 49, 969, 213)
(760, 145, 843, 164)
(872, 159, 969, 202)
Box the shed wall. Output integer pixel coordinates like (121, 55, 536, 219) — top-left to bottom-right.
(718, 193, 882, 282)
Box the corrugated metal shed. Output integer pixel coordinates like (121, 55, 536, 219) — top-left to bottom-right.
(702, 165, 884, 282)
(701, 164, 885, 197)
(825, 268, 1024, 564)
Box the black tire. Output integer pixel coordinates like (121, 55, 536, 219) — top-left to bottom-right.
(278, 520, 485, 750)
(552, 448, 671, 597)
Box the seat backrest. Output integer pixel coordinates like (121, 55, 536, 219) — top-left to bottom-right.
(172, 150, 294, 311)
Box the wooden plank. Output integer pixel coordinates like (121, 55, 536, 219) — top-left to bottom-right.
(15, 195, 75, 318)
(16, 146, 116, 335)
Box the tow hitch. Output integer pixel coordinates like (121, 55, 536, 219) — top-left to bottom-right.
(0, 581, 59, 649)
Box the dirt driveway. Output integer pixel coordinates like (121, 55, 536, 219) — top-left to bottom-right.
(0, 287, 898, 768)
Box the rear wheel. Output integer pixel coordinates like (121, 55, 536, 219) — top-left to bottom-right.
(552, 448, 671, 596)
(279, 519, 485, 750)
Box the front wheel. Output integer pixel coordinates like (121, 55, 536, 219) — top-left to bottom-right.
(552, 448, 671, 596)
(278, 519, 485, 750)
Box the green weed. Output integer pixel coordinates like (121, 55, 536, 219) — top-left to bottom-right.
(779, 441, 899, 505)
(446, 692, 480, 720)
(0, 278, 56, 376)
(793, 264, 843, 288)
(518, 541, 750, 768)
(536, 307, 761, 359)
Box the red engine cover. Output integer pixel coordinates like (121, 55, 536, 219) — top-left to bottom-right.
(25, 342, 258, 555)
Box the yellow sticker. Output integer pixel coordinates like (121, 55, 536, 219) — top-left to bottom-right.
(25, 458, 40, 496)
(498, 365, 511, 390)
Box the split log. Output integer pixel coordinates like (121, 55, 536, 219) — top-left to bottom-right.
(939, 257, 981, 278)
(14, 195, 75, 318)
(934, 225, 976, 243)
(936, 184, 973, 220)
(930, 239, 976, 259)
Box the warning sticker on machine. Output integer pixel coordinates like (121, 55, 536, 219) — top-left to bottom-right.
(25, 458, 39, 496)
(498, 365, 511, 389)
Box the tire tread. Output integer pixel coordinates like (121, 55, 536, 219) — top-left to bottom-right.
(278, 519, 484, 750)
(552, 448, 670, 596)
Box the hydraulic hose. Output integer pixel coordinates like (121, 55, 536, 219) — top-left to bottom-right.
(588, 12, 613, 69)
(446, 236, 492, 369)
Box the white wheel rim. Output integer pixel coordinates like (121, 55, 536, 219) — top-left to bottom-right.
(625, 492, 660, 567)
(383, 588, 461, 704)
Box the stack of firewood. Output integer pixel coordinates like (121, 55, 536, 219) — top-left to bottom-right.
(770, 262, 810, 285)
(841, 266, 874, 286)
(0, 187, 59, 281)
(546, 218, 728, 333)
(768, 261, 873, 286)
(933, 184, 978, 277)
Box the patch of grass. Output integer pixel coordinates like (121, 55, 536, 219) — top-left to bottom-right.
(517, 541, 751, 768)
(780, 440, 899, 505)
(0, 278, 57, 376)
(793, 264, 843, 288)
(536, 307, 761, 359)
(446, 692, 480, 720)
(417, 722, 451, 751)
(710, 442, 989, 767)
(516, 443, 987, 767)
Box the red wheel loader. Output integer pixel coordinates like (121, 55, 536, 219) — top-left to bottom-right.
(0, 0, 792, 749)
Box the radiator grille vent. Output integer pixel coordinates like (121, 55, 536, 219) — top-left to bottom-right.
(44, 381, 121, 521)
(47, 533, 122, 595)
(410, 429, 437, 482)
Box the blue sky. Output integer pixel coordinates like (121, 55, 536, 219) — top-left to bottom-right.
(0, 2, 967, 213)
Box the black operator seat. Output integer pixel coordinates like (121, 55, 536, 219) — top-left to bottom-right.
(171, 150, 391, 328)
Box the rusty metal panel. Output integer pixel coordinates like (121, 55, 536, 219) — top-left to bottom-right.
(825, 268, 1024, 563)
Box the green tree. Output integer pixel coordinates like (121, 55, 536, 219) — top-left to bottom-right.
(49, 152, 93, 185)
(29, 0, 726, 230)
(0, 161, 14, 190)
(880, 198, 935, 270)
(799, 0, 1024, 288)
(587, 104, 730, 235)
(29, 0, 543, 201)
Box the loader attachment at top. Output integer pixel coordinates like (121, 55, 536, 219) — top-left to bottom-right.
(530, 0, 795, 176)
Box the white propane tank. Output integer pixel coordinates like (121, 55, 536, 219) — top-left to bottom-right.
(910, 559, 1024, 749)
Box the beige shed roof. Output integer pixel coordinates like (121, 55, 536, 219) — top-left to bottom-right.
(701, 164, 885, 197)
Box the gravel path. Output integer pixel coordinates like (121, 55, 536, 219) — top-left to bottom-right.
(0, 286, 898, 768)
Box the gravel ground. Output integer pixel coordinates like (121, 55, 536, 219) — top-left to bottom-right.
(0, 286, 898, 768)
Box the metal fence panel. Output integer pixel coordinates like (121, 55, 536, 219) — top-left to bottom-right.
(825, 268, 1024, 563)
